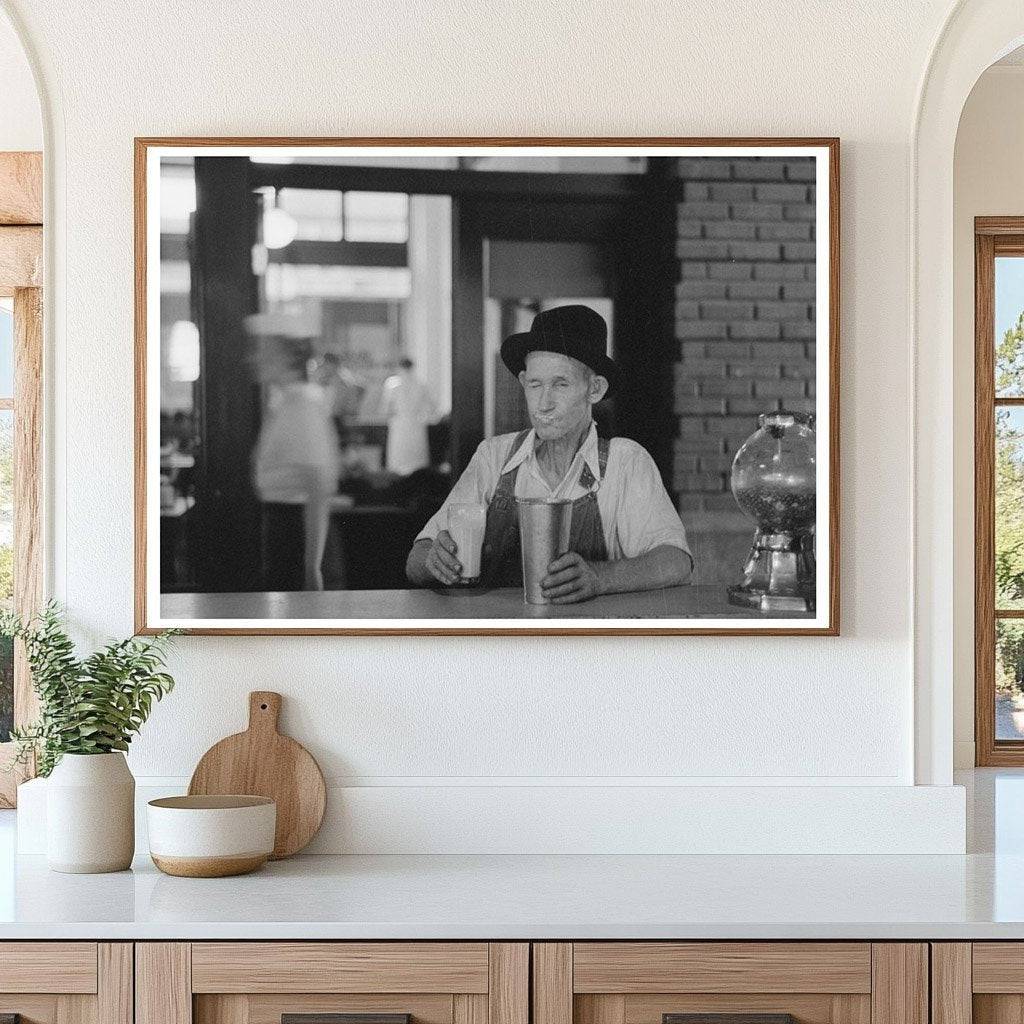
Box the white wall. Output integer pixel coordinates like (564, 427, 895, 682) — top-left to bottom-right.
(0, 8, 39, 150)
(952, 65, 1024, 768)
(0, 0, 973, 851)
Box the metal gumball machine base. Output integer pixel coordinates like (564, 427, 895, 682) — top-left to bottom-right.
(726, 530, 816, 613)
(727, 586, 815, 614)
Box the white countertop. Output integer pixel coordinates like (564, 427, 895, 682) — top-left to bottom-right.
(0, 847, 1022, 940)
(0, 769, 1021, 941)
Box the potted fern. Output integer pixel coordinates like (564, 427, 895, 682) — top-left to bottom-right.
(2, 603, 178, 873)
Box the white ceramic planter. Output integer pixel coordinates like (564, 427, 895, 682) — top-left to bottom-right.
(46, 752, 135, 873)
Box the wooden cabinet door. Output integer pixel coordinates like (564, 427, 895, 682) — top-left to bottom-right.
(0, 942, 132, 1024)
(933, 943, 1024, 1024)
(534, 943, 927, 1024)
(137, 943, 528, 1024)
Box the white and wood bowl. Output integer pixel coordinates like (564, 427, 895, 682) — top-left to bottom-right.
(147, 795, 276, 877)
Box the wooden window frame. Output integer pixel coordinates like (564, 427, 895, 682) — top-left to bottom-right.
(0, 151, 43, 806)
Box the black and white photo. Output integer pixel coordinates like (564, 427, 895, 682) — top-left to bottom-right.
(137, 140, 838, 634)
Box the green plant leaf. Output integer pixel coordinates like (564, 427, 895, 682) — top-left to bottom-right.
(5, 603, 179, 776)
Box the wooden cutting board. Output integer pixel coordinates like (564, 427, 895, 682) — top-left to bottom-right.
(188, 691, 326, 859)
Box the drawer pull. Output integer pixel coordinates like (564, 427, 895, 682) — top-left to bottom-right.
(283, 1016, 411, 1024)
(665, 1016, 796, 1024)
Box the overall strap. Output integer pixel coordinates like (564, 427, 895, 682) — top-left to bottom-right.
(578, 436, 611, 492)
(569, 435, 611, 563)
(502, 429, 532, 469)
(494, 429, 532, 495)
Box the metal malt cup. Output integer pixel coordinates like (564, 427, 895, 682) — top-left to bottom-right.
(517, 498, 573, 605)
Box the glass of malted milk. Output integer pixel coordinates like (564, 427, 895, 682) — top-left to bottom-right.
(447, 503, 487, 585)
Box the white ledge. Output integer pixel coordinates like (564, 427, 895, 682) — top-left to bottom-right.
(15, 778, 968, 857)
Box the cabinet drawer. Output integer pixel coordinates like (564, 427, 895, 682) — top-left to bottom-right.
(198, 993, 456, 1024)
(572, 943, 872, 994)
(0, 942, 98, 993)
(0, 942, 130, 1024)
(973, 943, 1024, 992)
(535, 943, 925, 1024)
(139, 942, 528, 1024)
(191, 943, 490, 993)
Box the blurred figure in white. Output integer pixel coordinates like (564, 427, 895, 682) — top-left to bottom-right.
(248, 311, 340, 591)
(315, 351, 364, 435)
(381, 357, 436, 475)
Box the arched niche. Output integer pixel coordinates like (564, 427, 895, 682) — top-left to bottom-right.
(914, 0, 1024, 784)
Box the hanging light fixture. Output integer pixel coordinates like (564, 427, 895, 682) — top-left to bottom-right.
(167, 320, 200, 383)
(262, 187, 298, 250)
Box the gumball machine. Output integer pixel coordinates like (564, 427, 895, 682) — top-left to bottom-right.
(728, 411, 817, 613)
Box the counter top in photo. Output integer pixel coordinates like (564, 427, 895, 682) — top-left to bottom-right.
(159, 584, 815, 621)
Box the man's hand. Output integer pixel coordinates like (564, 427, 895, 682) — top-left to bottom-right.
(423, 530, 463, 586)
(541, 552, 602, 603)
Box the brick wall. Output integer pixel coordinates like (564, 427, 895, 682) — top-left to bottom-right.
(673, 156, 816, 518)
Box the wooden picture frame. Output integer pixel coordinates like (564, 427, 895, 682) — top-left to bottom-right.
(135, 137, 840, 636)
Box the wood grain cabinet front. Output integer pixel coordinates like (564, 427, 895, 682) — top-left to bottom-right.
(0, 942, 132, 1024)
(931, 943, 1024, 1024)
(533, 944, 929, 1024)
(136, 943, 529, 1024)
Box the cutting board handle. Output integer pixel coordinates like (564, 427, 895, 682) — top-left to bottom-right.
(248, 691, 282, 734)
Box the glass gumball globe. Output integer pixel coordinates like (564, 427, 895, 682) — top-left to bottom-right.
(727, 411, 817, 614)
(731, 412, 816, 533)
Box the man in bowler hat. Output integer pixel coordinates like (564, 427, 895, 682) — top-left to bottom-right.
(406, 305, 693, 603)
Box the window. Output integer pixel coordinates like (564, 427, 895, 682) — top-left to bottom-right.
(0, 301, 11, 744)
(270, 187, 409, 243)
(975, 220, 1024, 764)
(0, 151, 43, 806)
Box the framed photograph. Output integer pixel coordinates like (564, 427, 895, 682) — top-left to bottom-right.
(135, 137, 839, 635)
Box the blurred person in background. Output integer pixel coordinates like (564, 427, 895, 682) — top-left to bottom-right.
(381, 357, 436, 475)
(315, 351, 365, 439)
(248, 311, 341, 591)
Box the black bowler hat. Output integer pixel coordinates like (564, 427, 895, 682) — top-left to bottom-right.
(500, 305, 618, 400)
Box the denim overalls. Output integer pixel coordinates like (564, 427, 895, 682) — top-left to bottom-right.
(479, 429, 611, 587)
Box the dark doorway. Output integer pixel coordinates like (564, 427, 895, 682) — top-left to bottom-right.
(451, 160, 678, 490)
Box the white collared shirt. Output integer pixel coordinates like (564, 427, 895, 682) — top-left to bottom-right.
(416, 423, 691, 562)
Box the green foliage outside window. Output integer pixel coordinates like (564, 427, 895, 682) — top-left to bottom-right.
(0, 415, 12, 498)
(0, 634, 11, 742)
(0, 547, 13, 605)
(996, 313, 1024, 693)
(0, 412, 12, 740)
